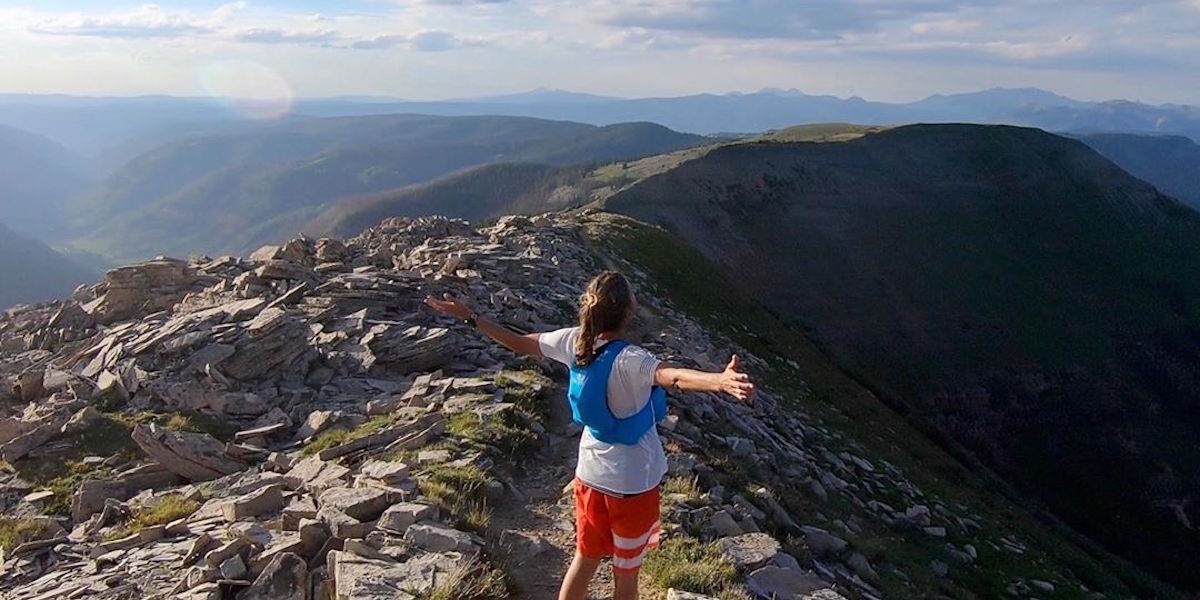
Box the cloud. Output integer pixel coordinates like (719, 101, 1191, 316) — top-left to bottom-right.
(911, 18, 980, 35)
(29, 4, 218, 39)
(576, 0, 975, 41)
(348, 30, 488, 51)
(233, 27, 339, 45)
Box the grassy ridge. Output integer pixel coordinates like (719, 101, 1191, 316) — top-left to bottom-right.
(585, 212, 1180, 599)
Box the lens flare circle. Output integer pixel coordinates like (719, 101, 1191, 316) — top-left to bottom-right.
(196, 60, 294, 120)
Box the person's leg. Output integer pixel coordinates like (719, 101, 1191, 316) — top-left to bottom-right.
(612, 567, 640, 600)
(562, 478, 612, 600)
(607, 486, 663, 600)
(558, 551, 603, 600)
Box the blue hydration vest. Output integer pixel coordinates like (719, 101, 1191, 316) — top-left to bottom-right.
(568, 340, 668, 445)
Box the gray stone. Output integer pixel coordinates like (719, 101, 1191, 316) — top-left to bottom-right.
(846, 552, 877, 580)
(220, 554, 248, 580)
(318, 486, 391, 522)
(667, 590, 718, 600)
(800, 526, 847, 558)
(358, 460, 411, 485)
(241, 551, 309, 600)
(716, 533, 780, 571)
(329, 550, 443, 599)
(221, 484, 285, 521)
(404, 521, 483, 554)
(284, 456, 349, 492)
(802, 590, 850, 600)
(706, 509, 744, 538)
(318, 507, 375, 539)
(132, 424, 245, 482)
(377, 502, 437, 534)
(746, 566, 828, 599)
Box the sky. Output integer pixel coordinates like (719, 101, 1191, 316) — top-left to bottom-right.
(0, 0, 1197, 105)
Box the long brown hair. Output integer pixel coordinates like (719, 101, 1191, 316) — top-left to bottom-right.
(574, 271, 634, 366)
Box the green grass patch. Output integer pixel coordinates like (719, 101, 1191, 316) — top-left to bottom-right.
(662, 475, 702, 503)
(420, 465, 493, 535)
(422, 559, 510, 600)
(103, 494, 199, 541)
(129, 410, 239, 442)
(0, 517, 53, 551)
(446, 409, 539, 460)
(642, 536, 741, 597)
(301, 414, 403, 457)
(494, 368, 552, 421)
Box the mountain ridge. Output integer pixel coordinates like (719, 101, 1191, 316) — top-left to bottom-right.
(595, 123, 1200, 590)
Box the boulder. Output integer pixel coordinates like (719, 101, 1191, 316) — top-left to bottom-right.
(746, 566, 827, 599)
(667, 590, 718, 600)
(221, 484, 285, 521)
(800, 526, 847, 558)
(317, 486, 391, 522)
(132, 424, 245, 482)
(717, 533, 780, 571)
(241, 551, 309, 600)
(404, 521, 483, 554)
(284, 456, 350, 492)
(329, 551, 443, 599)
(377, 502, 437, 534)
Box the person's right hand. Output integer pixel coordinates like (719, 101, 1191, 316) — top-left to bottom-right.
(424, 293, 472, 321)
(719, 354, 755, 403)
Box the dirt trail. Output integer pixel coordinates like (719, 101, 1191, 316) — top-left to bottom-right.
(490, 383, 658, 600)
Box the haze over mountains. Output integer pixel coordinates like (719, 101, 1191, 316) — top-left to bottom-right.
(3, 84, 1200, 597)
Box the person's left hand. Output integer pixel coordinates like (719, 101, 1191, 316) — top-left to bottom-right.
(424, 293, 472, 320)
(719, 354, 755, 403)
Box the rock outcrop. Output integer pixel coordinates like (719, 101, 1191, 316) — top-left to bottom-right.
(0, 213, 1120, 599)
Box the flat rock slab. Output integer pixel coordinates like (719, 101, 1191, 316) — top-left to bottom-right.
(358, 460, 411, 485)
(377, 503, 437, 534)
(241, 551, 308, 600)
(800, 526, 847, 558)
(221, 484, 285, 521)
(404, 521, 482, 554)
(330, 550, 446, 600)
(318, 486, 391, 522)
(746, 566, 828, 600)
(132, 424, 245, 482)
(284, 456, 350, 493)
(717, 533, 781, 571)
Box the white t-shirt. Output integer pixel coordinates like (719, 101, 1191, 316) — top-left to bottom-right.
(538, 327, 668, 495)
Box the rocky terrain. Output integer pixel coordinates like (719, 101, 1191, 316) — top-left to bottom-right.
(0, 211, 1177, 599)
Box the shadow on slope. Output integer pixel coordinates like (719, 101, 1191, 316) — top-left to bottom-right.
(600, 123, 1200, 591)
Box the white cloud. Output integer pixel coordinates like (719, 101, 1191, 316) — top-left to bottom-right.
(911, 19, 980, 35)
(28, 4, 223, 38)
(234, 27, 339, 45)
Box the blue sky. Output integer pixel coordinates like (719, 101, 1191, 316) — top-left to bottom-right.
(0, 1, 1197, 104)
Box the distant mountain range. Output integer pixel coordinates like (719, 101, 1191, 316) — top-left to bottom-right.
(0, 222, 96, 310)
(1073, 133, 1200, 209)
(0, 125, 91, 239)
(2, 87, 1198, 161)
(66, 114, 704, 263)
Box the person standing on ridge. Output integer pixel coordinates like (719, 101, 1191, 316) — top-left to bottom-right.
(425, 270, 755, 600)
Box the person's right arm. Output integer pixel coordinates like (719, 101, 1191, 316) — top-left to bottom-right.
(655, 355, 755, 402)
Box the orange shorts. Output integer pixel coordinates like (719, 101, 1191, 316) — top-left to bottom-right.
(573, 478, 661, 573)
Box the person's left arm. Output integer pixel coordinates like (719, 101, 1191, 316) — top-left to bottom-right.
(424, 293, 544, 357)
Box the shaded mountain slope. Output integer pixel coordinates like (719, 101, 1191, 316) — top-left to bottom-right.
(600, 124, 1200, 590)
(74, 115, 704, 263)
(0, 222, 96, 309)
(1076, 133, 1200, 209)
(305, 163, 590, 239)
(0, 126, 90, 240)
